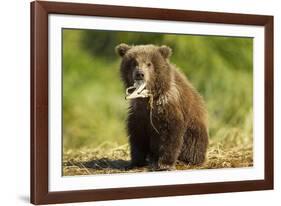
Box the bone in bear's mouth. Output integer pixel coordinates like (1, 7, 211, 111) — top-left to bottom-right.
(125, 80, 150, 99)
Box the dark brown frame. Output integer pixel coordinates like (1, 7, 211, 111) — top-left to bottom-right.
(31, 0, 274, 204)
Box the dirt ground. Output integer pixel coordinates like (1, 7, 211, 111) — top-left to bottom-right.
(63, 140, 253, 176)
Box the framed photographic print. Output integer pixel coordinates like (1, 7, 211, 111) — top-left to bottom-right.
(30, 0, 274, 204)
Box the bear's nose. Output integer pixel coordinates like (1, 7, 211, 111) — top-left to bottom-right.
(135, 70, 144, 80)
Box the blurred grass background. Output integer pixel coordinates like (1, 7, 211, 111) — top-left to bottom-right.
(63, 29, 253, 153)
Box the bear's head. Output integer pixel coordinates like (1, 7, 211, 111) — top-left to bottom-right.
(115, 44, 172, 97)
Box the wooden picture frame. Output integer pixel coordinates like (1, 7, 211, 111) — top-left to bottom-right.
(31, 0, 274, 204)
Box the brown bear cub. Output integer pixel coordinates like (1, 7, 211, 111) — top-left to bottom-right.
(116, 43, 209, 171)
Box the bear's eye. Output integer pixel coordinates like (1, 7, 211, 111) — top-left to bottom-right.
(147, 62, 152, 67)
(130, 59, 138, 67)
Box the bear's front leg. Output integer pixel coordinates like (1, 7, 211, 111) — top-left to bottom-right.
(127, 112, 150, 168)
(150, 118, 185, 171)
(129, 137, 149, 168)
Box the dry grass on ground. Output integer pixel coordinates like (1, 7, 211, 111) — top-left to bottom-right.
(63, 139, 253, 176)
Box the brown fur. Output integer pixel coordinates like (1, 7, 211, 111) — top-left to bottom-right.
(116, 44, 209, 170)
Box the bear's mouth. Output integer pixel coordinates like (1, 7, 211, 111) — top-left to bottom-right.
(125, 80, 150, 100)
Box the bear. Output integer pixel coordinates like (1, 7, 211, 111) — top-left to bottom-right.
(115, 43, 209, 170)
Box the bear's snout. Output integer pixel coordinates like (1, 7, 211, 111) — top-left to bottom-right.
(133, 70, 145, 81)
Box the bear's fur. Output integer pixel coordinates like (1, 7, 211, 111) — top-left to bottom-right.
(116, 43, 209, 170)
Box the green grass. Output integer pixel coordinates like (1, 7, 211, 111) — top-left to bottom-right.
(63, 30, 128, 148)
(62, 29, 253, 175)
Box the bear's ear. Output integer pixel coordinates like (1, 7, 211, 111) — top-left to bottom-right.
(115, 43, 131, 57)
(158, 45, 172, 59)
